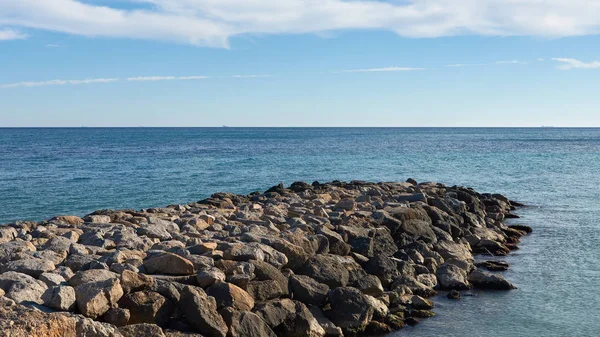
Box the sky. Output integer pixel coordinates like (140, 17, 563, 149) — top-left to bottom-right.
(1, 0, 600, 127)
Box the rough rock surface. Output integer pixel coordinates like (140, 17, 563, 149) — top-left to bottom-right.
(0, 180, 531, 336)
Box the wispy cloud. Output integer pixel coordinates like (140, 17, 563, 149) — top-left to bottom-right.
(0, 28, 27, 41)
(341, 67, 425, 73)
(126, 76, 176, 81)
(45, 44, 60, 48)
(2, 1, 600, 47)
(495, 60, 527, 65)
(1, 74, 265, 89)
(231, 75, 271, 78)
(179, 76, 210, 80)
(552, 58, 600, 70)
(126, 76, 210, 81)
(444, 63, 487, 68)
(0, 78, 119, 89)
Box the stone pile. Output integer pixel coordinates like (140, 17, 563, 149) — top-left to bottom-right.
(0, 180, 531, 336)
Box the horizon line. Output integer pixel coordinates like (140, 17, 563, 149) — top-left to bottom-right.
(0, 126, 595, 129)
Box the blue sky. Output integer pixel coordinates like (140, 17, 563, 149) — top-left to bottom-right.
(1, 0, 600, 127)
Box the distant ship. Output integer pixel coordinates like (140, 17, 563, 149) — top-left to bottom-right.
(222, 125, 229, 128)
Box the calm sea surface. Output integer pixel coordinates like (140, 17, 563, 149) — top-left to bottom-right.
(0, 127, 598, 336)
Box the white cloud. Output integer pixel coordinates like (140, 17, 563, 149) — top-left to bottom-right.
(126, 76, 210, 81)
(444, 63, 485, 68)
(0, 28, 26, 40)
(495, 60, 527, 64)
(1, 74, 252, 88)
(45, 43, 60, 48)
(126, 76, 177, 81)
(537, 58, 545, 61)
(552, 58, 600, 70)
(0, 78, 118, 88)
(1, 1, 600, 47)
(179, 76, 210, 80)
(341, 67, 425, 73)
(231, 75, 271, 78)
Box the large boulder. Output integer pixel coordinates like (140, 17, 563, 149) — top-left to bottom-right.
(69, 269, 119, 287)
(363, 255, 399, 287)
(41, 285, 76, 311)
(143, 253, 195, 275)
(353, 274, 384, 297)
(297, 254, 349, 288)
(253, 299, 325, 337)
(75, 278, 124, 319)
(326, 287, 375, 333)
(206, 282, 255, 311)
(289, 275, 329, 306)
(178, 286, 228, 337)
(250, 260, 288, 295)
(196, 268, 226, 288)
(436, 263, 470, 290)
(434, 241, 473, 263)
(119, 290, 175, 326)
(0, 271, 48, 304)
(1, 258, 55, 277)
(223, 244, 265, 262)
(0, 302, 121, 337)
(221, 308, 277, 337)
(120, 270, 154, 294)
(246, 280, 285, 302)
(374, 207, 437, 243)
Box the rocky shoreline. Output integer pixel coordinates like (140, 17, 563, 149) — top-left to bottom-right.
(0, 180, 531, 337)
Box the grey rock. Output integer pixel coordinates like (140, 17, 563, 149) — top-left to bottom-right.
(41, 285, 76, 311)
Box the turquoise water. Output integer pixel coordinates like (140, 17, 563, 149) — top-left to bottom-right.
(1, 127, 599, 336)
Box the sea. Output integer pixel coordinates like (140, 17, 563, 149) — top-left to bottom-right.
(0, 127, 598, 336)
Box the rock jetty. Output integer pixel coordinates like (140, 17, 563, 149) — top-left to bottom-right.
(0, 180, 531, 337)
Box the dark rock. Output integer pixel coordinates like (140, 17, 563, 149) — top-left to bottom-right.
(297, 254, 349, 288)
(101, 307, 130, 326)
(206, 282, 255, 311)
(246, 280, 284, 302)
(221, 308, 277, 337)
(446, 290, 461, 300)
(119, 290, 174, 326)
(476, 260, 510, 272)
(178, 286, 228, 337)
(468, 270, 516, 290)
(327, 287, 375, 333)
(364, 321, 393, 335)
(289, 275, 329, 306)
(364, 255, 399, 287)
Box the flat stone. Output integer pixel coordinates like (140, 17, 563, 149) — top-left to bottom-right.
(1, 258, 55, 277)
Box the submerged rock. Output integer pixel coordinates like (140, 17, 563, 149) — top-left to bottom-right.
(468, 270, 516, 290)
